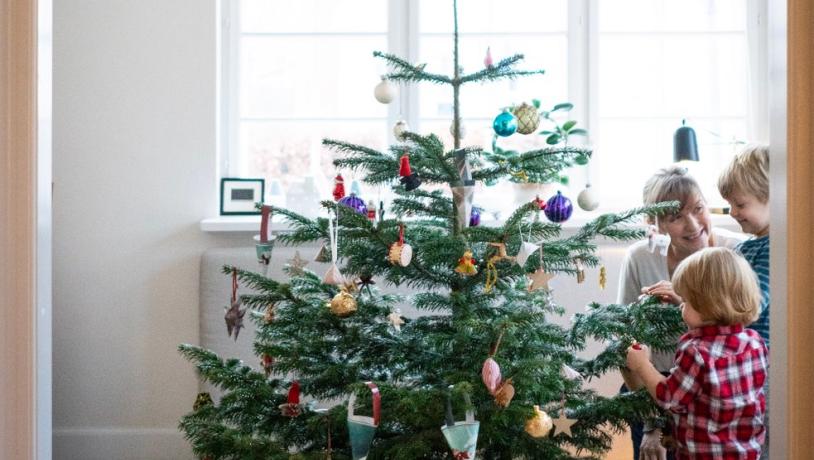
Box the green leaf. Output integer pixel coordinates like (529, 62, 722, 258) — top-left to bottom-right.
(539, 130, 554, 135)
(552, 102, 574, 112)
(558, 175, 570, 186)
(562, 120, 577, 132)
(531, 99, 541, 109)
(546, 133, 561, 145)
(569, 128, 588, 136)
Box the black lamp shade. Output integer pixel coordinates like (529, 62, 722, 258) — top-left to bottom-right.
(674, 122, 699, 162)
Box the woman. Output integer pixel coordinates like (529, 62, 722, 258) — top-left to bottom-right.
(618, 166, 745, 460)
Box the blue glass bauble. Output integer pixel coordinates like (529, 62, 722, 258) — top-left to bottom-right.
(469, 206, 482, 227)
(338, 194, 367, 215)
(492, 110, 518, 137)
(544, 191, 573, 223)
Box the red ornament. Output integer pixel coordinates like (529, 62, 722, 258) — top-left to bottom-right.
(367, 200, 376, 221)
(399, 154, 412, 177)
(288, 380, 300, 404)
(631, 341, 642, 350)
(261, 354, 274, 376)
(484, 46, 493, 68)
(533, 195, 546, 210)
(332, 174, 345, 201)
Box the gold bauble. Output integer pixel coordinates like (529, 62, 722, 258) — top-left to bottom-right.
(494, 378, 515, 408)
(329, 289, 357, 317)
(525, 404, 553, 438)
(513, 102, 540, 135)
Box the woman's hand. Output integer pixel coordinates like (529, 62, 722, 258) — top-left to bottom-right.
(639, 429, 667, 460)
(641, 280, 682, 305)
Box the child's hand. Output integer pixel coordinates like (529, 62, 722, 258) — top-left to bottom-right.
(641, 280, 682, 305)
(626, 343, 651, 372)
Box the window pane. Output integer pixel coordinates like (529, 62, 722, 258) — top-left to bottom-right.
(241, 0, 387, 34)
(241, 35, 388, 119)
(420, 0, 567, 34)
(599, 0, 746, 32)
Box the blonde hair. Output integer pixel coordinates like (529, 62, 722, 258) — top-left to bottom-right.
(642, 166, 705, 224)
(672, 247, 761, 326)
(717, 144, 769, 203)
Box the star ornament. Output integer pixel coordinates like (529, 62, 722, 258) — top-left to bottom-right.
(287, 251, 308, 276)
(224, 299, 246, 341)
(527, 268, 555, 292)
(388, 310, 405, 332)
(552, 412, 577, 438)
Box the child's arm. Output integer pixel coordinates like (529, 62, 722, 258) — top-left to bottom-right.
(630, 343, 706, 412)
(626, 345, 666, 399)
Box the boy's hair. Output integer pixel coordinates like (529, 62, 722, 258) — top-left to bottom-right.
(642, 166, 705, 224)
(717, 144, 769, 203)
(672, 247, 761, 325)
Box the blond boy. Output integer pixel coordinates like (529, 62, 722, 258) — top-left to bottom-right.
(627, 247, 768, 460)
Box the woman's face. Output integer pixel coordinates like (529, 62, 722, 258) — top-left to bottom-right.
(657, 195, 712, 257)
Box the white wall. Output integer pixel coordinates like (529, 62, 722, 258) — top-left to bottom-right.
(52, 1, 245, 458)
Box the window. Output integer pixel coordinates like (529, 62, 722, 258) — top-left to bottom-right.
(221, 0, 766, 218)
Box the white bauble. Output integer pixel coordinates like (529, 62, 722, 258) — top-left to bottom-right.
(374, 78, 397, 104)
(449, 121, 466, 139)
(393, 120, 409, 140)
(577, 185, 599, 211)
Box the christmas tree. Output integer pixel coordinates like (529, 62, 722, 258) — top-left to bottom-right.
(179, 1, 677, 458)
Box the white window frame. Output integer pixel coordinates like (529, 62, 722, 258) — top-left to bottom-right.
(218, 0, 768, 212)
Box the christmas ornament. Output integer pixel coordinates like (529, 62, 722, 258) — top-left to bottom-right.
(513, 102, 540, 135)
(350, 179, 362, 196)
(469, 206, 481, 227)
(224, 269, 246, 340)
(573, 152, 590, 166)
(515, 241, 540, 268)
(452, 150, 476, 232)
(577, 184, 599, 211)
(263, 304, 275, 324)
(442, 390, 479, 460)
(388, 308, 405, 332)
(561, 364, 583, 381)
(373, 77, 396, 104)
(483, 46, 494, 68)
(527, 268, 555, 292)
(323, 216, 345, 285)
(287, 250, 308, 276)
(356, 274, 376, 294)
(484, 242, 512, 293)
(261, 353, 273, 377)
(454, 250, 478, 276)
(398, 153, 422, 191)
(450, 120, 466, 139)
(493, 109, 518, 137)
(494, 378, 515, 408)
(193, 392, 213, 411)
(393, 119, 409, 141)
(575, 258, 586, 284)
(366, 200, 376, 221)
(329, 287, 357, 317)
(255, 205, 275, 275)
(552, 411, 577, 438)
(387, 224, 413, 267)
(314, 243, 331, 262)
(333, 174, 346, 201)
(533, 195, 547, 210)
(279, 380, 302, 417)
(544, 191, 573, 223)
(339, 193, 367, 215)
(599, 265, 607, 290)
(481, 357, 501, 395)
(347, 382, 381, 460)
(524, 405, 553, 438)
(647, 225, 670, 256)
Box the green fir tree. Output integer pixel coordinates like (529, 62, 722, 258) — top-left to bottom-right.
(179, 1, 679, 458)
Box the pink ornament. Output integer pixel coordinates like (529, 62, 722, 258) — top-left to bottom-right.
(484, 47, 493, 68)
(481, 357, 501, 395)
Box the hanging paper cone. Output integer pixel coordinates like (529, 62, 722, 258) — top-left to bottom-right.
(441, 392, 479, 459)
(347, 382, 380, 460)
(255, 205, 275, 268)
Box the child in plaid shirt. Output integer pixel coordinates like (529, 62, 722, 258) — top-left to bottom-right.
(626, 247, 768, 460)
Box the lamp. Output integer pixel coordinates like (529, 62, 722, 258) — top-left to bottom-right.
(673, 119, 699, 162)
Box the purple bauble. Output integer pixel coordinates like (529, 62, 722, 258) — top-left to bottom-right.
(338, 193, 367, 215)
(469, 206, 482, 227)
(544, 191, 573, 223)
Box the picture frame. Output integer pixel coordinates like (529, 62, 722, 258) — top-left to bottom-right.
(220, 178, 265, 215)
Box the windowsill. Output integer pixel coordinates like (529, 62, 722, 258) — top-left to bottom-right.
(201, 213, 741, 233)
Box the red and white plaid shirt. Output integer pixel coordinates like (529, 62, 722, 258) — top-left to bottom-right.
(656, 324, 768, 460)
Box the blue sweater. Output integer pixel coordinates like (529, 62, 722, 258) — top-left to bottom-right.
(737, 236, 770, 347)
